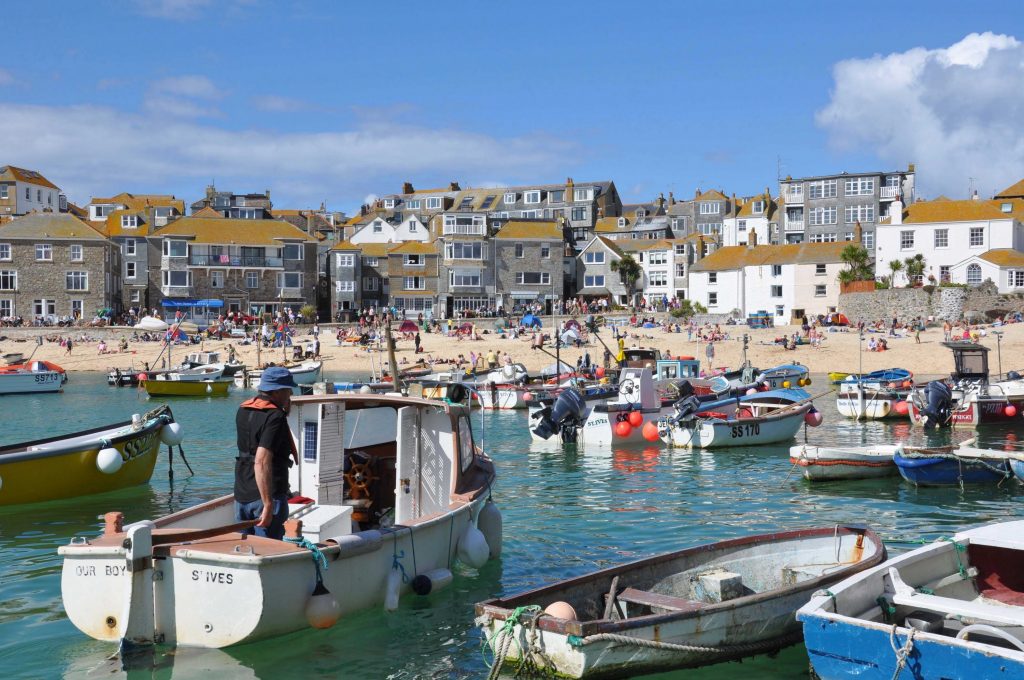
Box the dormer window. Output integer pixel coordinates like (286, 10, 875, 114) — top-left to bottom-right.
(425, 197, 442, 209)
(504, 192, 517, 205)
(699, 202, 721, 215)
(524, 190, 541, 204)
(635, 209, 646, 219)
(617, 217, 627, 227)
(383, 198, 397, 209)
(458, 196, 474, 210)
(752, 201, 765, 214)
(1002, 202, 1013, 213)
(573, 188, 593, 202)
(408, 220, 418, 232)
(406, 199, 421, 210)
(121, 215, 138, 228)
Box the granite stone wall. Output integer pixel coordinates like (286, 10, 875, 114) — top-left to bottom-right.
(839, 286, 973, 322)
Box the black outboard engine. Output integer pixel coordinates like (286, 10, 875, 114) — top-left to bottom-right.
(922, 380, 952, 430)
(672, 395, 703, 421)
(532, 387, 587, 442)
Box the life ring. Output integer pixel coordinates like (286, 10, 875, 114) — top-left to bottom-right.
(345, 462, 378, 499)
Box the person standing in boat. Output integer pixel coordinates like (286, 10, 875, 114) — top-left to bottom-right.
(234, 367, 298, 540)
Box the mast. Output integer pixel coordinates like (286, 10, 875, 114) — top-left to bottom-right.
(385, 317, 402, 393)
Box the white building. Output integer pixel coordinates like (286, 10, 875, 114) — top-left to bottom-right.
(875, 193, 1024, 290)
(689, 242, 847, 322)
(349, 214, 431, 245)
(0, 166, 65, 217)
(721, 190, 777, 247)
(625, 239, 676, 305)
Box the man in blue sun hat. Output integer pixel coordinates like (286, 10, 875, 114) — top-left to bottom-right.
(234, 366, 298, 540)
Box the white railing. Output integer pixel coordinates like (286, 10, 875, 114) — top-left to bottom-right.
(161, 285, 192, 296)
(442, 224, 486, 236)
(784, 190, 804, 204)
(785, 219, 804, 230)
(277, 287, 303, 298)
(880, 186, 901, 200)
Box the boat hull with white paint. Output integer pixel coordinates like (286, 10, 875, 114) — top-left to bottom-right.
(659, 389, 813, 449)
(789, 444, 901, 481)
(0, 360, 68, 394)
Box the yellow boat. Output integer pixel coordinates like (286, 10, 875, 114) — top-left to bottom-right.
(829, 371, 852, 384)
(143, 378, 232, 397)
(0, 405, 176, 506)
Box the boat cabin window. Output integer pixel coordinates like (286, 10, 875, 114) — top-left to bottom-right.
(302, 422, 317, 462)
(458, 415, 474, 473)
(954, 348, 988, 377)
(660, 364, 678, 380)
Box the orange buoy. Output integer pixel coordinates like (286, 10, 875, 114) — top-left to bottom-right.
(642, 420, 660, 441)
(627, 411, 643, 428)
(614, 421, 633, 438)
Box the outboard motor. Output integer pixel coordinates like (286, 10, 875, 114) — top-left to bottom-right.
(671, 395, 703, 422)
(532, 387, 586, 442)
(1008, 370, 1022, 381)
(921, 380, 952, 430)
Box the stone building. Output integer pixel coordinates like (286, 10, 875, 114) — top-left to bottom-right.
(0, 212, 121, 320)
(329, 240, 361, 319)
(493, 220, 565, 312)
(388, 241, 440, 317)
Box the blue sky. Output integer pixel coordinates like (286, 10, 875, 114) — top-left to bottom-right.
(2, 1, 1023, 212)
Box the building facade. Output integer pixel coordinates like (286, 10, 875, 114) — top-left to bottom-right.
(493, 220, 564, 312)
(0, 166, 65, 218)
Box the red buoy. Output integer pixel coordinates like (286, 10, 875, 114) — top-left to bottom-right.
(614, 421, 633, 438)
(642, 421, 660, 441)
(627, 411, 644, 428)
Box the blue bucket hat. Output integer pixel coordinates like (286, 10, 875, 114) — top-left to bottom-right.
(258, 366, 297, 392)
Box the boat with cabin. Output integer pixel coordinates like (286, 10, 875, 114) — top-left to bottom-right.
(800, 521, 1024, 679)
(234, 360, 323, 389)
(58, 392, 499, 650)
(835, 368, 913, 420)
(477, 525, 884, 679)
(0, 359, 68, 394)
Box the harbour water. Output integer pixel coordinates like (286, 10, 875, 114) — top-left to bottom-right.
(0, 374, 1020, 679)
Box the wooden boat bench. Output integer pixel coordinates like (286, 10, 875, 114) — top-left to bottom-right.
(889, 567, 1024, 627)
(613, 587, 706, 615)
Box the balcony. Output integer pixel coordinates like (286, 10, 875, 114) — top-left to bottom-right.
(784, 191, 804, 205)
(880, 186, 901, 200)
(161, 285, 193, 297)
(785, 219, 804, 231)
(189, 255, 283, 267)
(276, 287, 304, 299)
(442, 224, 486, 236)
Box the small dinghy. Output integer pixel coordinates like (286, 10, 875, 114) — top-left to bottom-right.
(893, 437, 1016, 486)
(477, 525, 884, 679)
(789, 443, 902, 481)
(800, 521, 1024, 679)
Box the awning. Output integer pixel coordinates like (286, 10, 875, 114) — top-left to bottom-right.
(162, 299, 224, 308)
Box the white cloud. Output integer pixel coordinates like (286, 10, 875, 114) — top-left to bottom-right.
(152, 75, 219, 99)
(251, 95, 316, 113)
(145, 75, 222, 118)
(0, 102, 571, 207)
(0, 68, 13, 86)
(817, 32, 1024, 198)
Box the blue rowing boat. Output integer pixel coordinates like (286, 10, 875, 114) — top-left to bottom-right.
(893, 440, 1013, 486)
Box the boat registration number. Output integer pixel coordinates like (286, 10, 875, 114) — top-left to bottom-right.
(730, 423, 760, 438)
(122, 432, 157, 460)
(34, 373, 61, 383)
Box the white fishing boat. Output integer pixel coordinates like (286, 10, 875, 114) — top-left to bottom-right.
(477, 525, 884, 679)
(59, 392, 500, 650)
(658, 388, 816, 449)
(234, 360, 323, 388)
(0, 360, 68, 394)
(800, 521, 1024, 679)
(528, 367, 678, 446)
(789, 443, 903, 481)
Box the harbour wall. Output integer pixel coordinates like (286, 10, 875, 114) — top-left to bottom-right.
(839, 282, 1024, 322)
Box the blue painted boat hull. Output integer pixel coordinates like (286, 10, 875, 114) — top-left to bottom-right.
(1011, 458, 1024, 483)
(893, 453, 1009, 486)
(803, 614, 1024, 679)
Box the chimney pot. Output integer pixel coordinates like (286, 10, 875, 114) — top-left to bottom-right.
(402, 182, 414, 195)
(449, 182, 461, 191)
(668, 191, 675, 205)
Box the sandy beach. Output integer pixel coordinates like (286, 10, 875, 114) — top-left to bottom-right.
(2, 318, 1020, 380)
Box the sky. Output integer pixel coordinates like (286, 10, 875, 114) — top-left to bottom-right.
(2, 1, 1023, 213)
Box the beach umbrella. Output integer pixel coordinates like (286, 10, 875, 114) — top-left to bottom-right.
(398, 320, 418, 333)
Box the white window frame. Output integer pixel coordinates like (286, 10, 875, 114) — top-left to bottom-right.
(584, 251, 605, 264)
(815, 264, 827, 275)
(245, 271, 259, 289)
(966, 263, 982, 285)
(403, 254, 424, 266)
(125, 238, 137, 256)
(403, 276, 425, 290)
(66, 271, 88, 291)
(844, 205, 875, 224)
(541, 244, 551, 258)
(699, 202, 721, 215)
(771, 264, 782, 277)
(504, 192, 516, 205)
(770, 285, 783, 298)
(337, 280, 355, 292)
(809, 180, 837, 199)
(163, 239, 187, 257)
(125, 261, 137, 279)
(738, 220, 747, 232)
(277, 271, 303, 289)
(364, 257, 379, 267)
(0, 270, 17, 291)
(515, 272, 551, 285)
(210, 270, 225, 288)
(934, 229, 948, 248)
(425, 197, 442, 210)
(0, 244, 10, 261)
(810, 207, 837, 226)
(69, 244, 83, 261)
(121, 214, 138, 229)
(130, 290, 141, 303)
(573, 188, 593, 202)
(708, 292, 718, 306)
(35, 244, 52, 261)
(969, 227, 984, 247)
(515, 244, 524, 258)
(523, 190, 541, 204)
(406, 199, 421, 210)
(336, 253, 354, 267)
(815, 284, 827, 297)
(845, 177, 875, 196)
(363, 277, 379, 291)
(900, 231, 914, 250)
(648, 251, 667, 265)
(0, 299, 11, 316)
(446, 242, 483, 260)
(583, 274, 605, 287)
(648, 271, 668, 287)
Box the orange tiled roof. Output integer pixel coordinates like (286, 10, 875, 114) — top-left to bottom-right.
(388, 241, 436, 255)
(0, 165, 60, 190)
(995, 179, 1024, 200)
(0, 212, 106, 240)
(691, 242, 847, 272)
(494, 220, 562, 240)
(89, 192, 184, 213)
(978, 249, 1024, 267)
(895, 198, 1024, 224)
(191, 206, 223, 218)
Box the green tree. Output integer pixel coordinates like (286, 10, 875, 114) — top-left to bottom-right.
(669, 299, 707, 319)
(888, 259, 904, 287)
(610, 254, 642, 307)
(837, 244, 874, 285)
(903, 253, 926, 286)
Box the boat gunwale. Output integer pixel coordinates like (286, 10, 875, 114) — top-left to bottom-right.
(0, 415, 167, 462)
(476, 525, 885, 637)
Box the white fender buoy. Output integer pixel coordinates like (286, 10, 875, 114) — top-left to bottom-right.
(305, 581, 340, 629)
(457, 524, 489, 569)
(502, 364, 515, 380)
(477, 501, 503, 559)
(160, 422, 184, 446)
(384, 566, 401, 611)
(96, 447, 124, 474)
(411, 568, 453, 596)
(205, 383, 213, 394)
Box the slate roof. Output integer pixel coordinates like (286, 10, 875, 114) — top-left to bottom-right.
(690, 242, 847, 272)
(0, 212, 106, 239)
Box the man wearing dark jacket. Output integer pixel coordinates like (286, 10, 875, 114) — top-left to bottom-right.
(234, 366, 298, 540)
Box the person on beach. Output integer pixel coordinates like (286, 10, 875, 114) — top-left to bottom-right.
(234, 367, 298, 541)
(65, 338, 73, 355)
(414, 332, 421, 354)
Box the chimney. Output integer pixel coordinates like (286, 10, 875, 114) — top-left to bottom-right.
(908, 163, 915, 173)
(566, 177, 574, 196)
(597, 207, 603, 219)
(402, 182, 414, 195)
(265, 189, 271, 199)
(765, 187, 771, 198)
(748, 229, 757, 248)
(306, 213, 315, 233)
(205, 184, 215, 200)
(697, 235, 706, 258)
(448, 181, 461, 191)
(657, 192, 665, 209)
(668, 191, 675, 206)
(695, 188, 701, 198)
(972, 190, 979, 201)
(890, 200, 903, 225)
(854, 220, 863, 244)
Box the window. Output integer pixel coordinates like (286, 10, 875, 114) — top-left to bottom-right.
(363, 277, 378, 291)
(649, 271, 667, 287)
(406, 199, 421, 210)
(699, 202, 721, 215)
(504, 192, 516, 205)
(126, 262, 136, 279)
(425, 197, 442, 210)
(450, 269, 481, 287)
(446, 242, 483, 259)
(364, 257, 379, 267)
(844, 205, 875, 223)
(708, 292, 718, 306)
(0, 299, 10, 316)
(573, 188, 593, 202)
(277, 272, 302, 289)
(282, 244, 302, 260)
(815, 264, 827, 275)
(66, 244, 83, 262)
(673, 217, 688, 231)
(699, 223, 721, 235)
(0, 244, 9, 261)
(372, 221, 383, 233)
(541, 244, 550, 258)
(337, 253, 354, 267)
(844, 232, 855, 241)
(966, 263, 982, 285)
(121, 214, 138, 229)
(571, 207, 587, 221)
(246, 271, 259, 288)
(845, 178, 875, 196)
(403, 254, 423, 266)
(35, 244, 52, 261)
(548, 190, 564, 203)
(163, 240, 187, 257)
(771, 285, 783, 298)
(303, 422, 319, 462)
(970, 227, 984, 247)
(708, 273, 718, 284)
(771, 264, 782, 276)
(808, 180, 837, 199)
(776, 305, 785, 317)
(407, 220, 418, 231)
(861, 231, 874, 250)
(124, 239, 136, 256)
(939, 265, 951, 283)
(1013, 271, 1024, 288)
(583, 251, 605, 264)
(524, 190, 541, 204)
(65, 271, 88, 291)
(235, 208, 259, 219)
(738, 220, 747, 232)
(37, 189, 41, 202)
(0, 271, 16, 290)
(383, 198, 396, 209)
(648, 251, 667, 265)
(25, 188, 30, 200)
(515, 272, 551, 284)
(0, 185, 6, 199)
(336, 280, 355, 292)
(163, 270, 191, 287)
(932, 229, 949, 248)
(583, 274, 605, 287)
(403, 276, 425, 290)
(1002, 202, 1013, 213)
(211, 270, 224, 288)
(34, 299, 55, 317)
(900, 231, 914, 250)
(515, 244, 524, 258)
(810, 233, 837, 243)
(809, 207, 837, 225)
(130, 290, 141, 303)
(815, 284, 827, 297)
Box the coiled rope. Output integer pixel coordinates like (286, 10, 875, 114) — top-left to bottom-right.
(889, 626, 916, 680)
(285, 535, 329, 584)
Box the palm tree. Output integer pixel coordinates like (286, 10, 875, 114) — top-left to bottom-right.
(838, 244, 874, 285)
(888, 259, 904, 287)
(904, 253, 926, 287)
(610, 254, 642, 308)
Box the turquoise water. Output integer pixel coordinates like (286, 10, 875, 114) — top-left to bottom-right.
(0, 374, 1020, 679)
